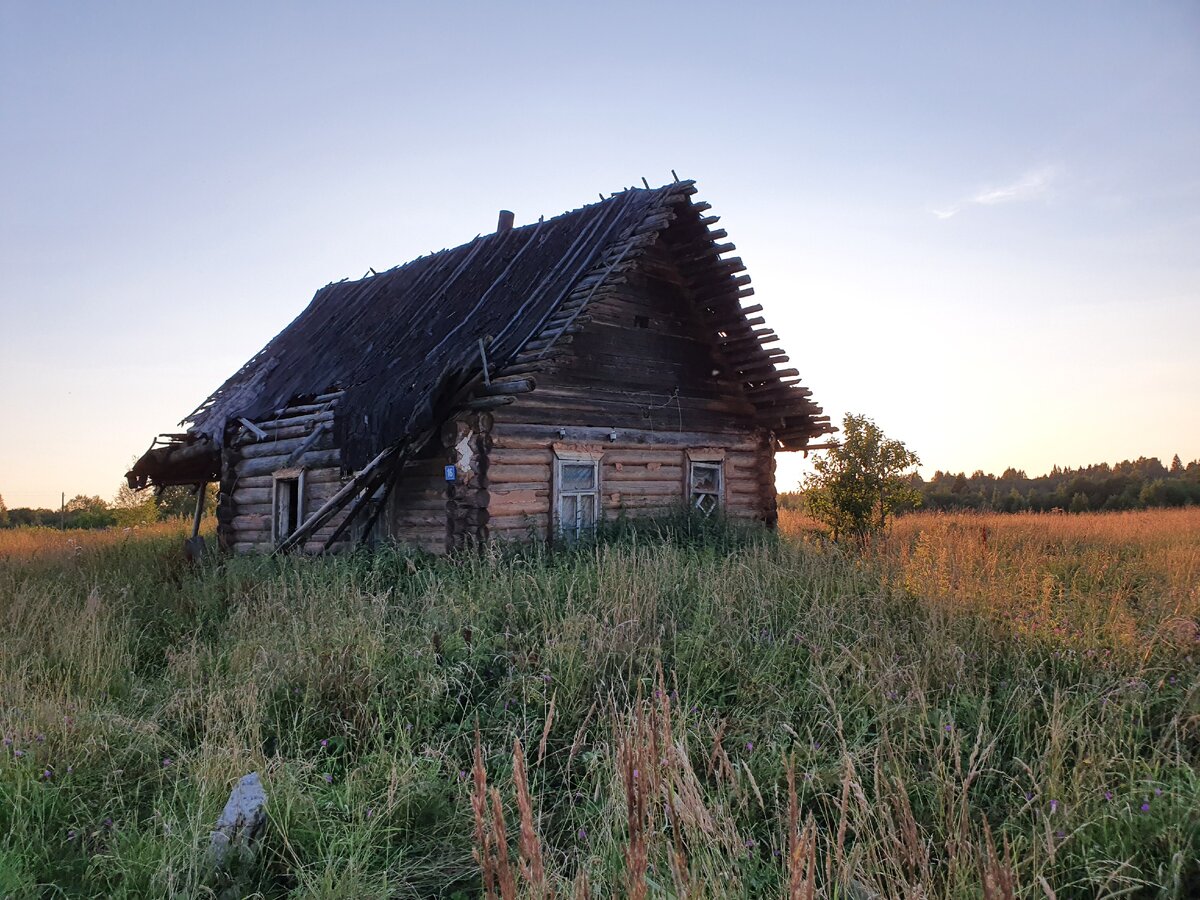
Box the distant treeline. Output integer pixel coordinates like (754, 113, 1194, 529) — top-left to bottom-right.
(0, 485, 216, 530)
(781, 454, 1200, 514)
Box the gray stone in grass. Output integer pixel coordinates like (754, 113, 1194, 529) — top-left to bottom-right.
(208, 772, 267, 871)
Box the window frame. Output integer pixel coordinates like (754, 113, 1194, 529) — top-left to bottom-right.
(685, 449, 726, 517)
(552, 446, 604, 540)
(271, 467, 306, 544)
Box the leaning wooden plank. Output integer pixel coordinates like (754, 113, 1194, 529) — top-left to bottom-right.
(239, 417, 268, 440)
(275, 444, 398, 554)
(285, 422, 332, 467)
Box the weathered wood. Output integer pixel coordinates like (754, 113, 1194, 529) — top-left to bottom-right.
(237, 432, 333, 460)
(286, 422, 332, 466)
(465, 395, 515, 411)
(276, 444, 399, 554)
(231, 470, 343, 490)
(493, 423, 758, 451)
(488, 464, 552, 483)
(238, 418, 268, 440)
(238, 449, 340, 478)
(477, 377, 536, 397)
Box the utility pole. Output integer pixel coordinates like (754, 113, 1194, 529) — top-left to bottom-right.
(60, 491, 65, 530)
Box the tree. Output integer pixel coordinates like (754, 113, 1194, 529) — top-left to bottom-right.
(1170, 454, 1183, 474)
(0, 493, 7, 528)
(64, 495, 115, 529)
(803, 413, 921, 545)
(112, 482, 158, 527)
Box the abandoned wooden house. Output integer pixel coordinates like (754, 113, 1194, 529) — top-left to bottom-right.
(127, 179, 834, 554)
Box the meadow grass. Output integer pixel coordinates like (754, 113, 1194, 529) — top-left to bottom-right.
(0, 512, 1197, 898)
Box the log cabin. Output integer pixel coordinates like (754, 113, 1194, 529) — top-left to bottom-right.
(126, 179, 834, 554)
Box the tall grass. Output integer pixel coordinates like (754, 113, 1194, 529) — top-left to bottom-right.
(0, 513, 1197, 897)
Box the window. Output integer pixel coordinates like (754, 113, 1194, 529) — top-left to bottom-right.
(272, 468, 306, 543)
(688, 458, 723, 516)
(554, 451, 601, 540)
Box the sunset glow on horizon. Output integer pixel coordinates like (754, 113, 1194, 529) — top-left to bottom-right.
(2, 2, 1197, 509)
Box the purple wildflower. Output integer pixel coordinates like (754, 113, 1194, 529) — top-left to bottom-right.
(66, 829, 77, 841)
(2, 737, 11, 747)
(324, 774, 333, 784)
(366, 808, 374, 819)
(320, 739, 329, 748)
(42, 769, 52, 779)
(1140, 802, 1150, 812)
(1050, 799, 1059, 814)
(746, 741, 754, 751)
(944, 724, 953, 732)
(13, 749, 23, 758)
(633, 768, 639, 780)
(162, 758, 172, 767)
(1104, 791, 1113, 801)
(578, 827, 587, 840)
(1154, 788, 1163, 796)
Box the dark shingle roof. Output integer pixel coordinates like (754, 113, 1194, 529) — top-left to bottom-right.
(187, 185, 679, 469)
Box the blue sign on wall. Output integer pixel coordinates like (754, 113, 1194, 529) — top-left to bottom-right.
(444, 465, 457, 482)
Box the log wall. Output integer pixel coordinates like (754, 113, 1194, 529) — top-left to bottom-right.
(485, 246, 778, 543)
(216, 396, 354, 554)
(379, 444, 449, 555)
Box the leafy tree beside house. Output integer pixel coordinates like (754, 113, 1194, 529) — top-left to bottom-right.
(803, 413, 921, 545)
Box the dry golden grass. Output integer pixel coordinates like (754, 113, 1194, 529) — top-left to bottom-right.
(783, 507, 1200, 657)
(0, 520, 196, 562)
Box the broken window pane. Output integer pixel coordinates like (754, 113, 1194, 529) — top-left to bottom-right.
(561, 463, 595, 491)
(691, 464, 720, 493)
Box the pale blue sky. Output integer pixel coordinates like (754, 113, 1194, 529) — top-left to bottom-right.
(2, 1, 1197, 506)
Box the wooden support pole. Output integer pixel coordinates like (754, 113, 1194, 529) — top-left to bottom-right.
(191, 482, 207, 539)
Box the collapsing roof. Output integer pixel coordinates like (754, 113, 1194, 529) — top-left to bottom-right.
(128, 179, 832, 489)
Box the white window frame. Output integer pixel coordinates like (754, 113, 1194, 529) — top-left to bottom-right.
(271, 467, 306, 544)
(686, 449, 725, 516)
(552, 446, 604, 540)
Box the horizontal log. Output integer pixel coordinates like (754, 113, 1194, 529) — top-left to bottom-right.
(599, 449, 686, 465)
(477, 377, 535, 397)
(488, 464, 551, 483)
(232, 514, 271, 531)
(603, 480, 685, 496)
(488, 498, 548, 517)
(230, 469, 343, 490)
(247, 410, 335, 433)
(387, 513, 448, 528)
(487, 513, 549, 531)
(238, 432, 334, 460)
(484, 480, 551, 493)
(607, 465, 685, 482)
(237, 449, 341, 479)
(268, 400, 335, 418)
(465, 396, 515, 411)
(492, 423, 760, 451)
(231, 487, 271, 505)
(488, 448, 554, 465)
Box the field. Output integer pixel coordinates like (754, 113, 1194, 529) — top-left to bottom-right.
(1, 510, 1197, 898)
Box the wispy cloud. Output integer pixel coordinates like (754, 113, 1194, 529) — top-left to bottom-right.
(932, 165, 1060, 219)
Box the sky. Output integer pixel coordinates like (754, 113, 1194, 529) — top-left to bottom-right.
(1, 1, 1198, 507)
